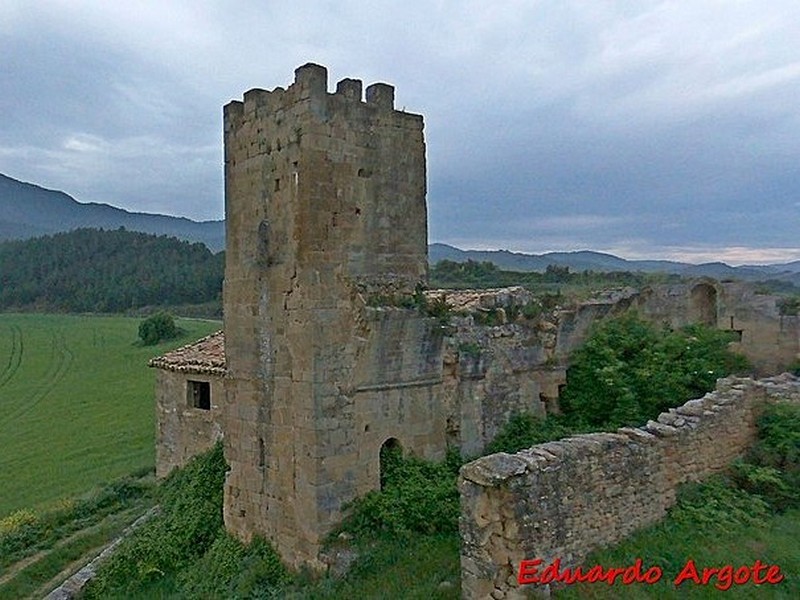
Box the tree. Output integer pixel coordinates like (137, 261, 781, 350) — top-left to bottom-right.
(139, 312, 178, 345)
(559, 314, 750, 429)
(543, 263, 570, 282)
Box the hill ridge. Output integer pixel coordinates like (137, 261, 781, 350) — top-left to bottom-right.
(429, 242, 800, 285)
(0, 173, 224, 251)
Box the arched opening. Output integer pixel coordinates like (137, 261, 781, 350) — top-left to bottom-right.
(690, 283, 718, 327)
(379, 438, 403, 490)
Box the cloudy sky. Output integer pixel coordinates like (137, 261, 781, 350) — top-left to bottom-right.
(2, 1, 799, 264)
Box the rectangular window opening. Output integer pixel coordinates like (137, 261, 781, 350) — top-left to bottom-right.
(188, 380, 211, 410)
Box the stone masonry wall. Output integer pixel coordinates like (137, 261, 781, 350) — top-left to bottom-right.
(637, 281, 800, 375)
(459, 374, 800, 599)
(445, 323, 550, 458)
(154, 370, 223, 478)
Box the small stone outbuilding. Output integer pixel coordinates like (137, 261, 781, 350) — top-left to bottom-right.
(148, 331, 225, 477)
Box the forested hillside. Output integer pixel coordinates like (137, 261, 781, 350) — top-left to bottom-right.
(0, 228, 223, 312)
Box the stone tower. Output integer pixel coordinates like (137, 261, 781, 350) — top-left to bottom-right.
(222, 64, 445, 567)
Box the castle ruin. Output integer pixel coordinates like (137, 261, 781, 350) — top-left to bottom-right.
(150, 64, 800, 575)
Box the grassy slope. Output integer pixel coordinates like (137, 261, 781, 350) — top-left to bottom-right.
(556, 508, 799, 599)
(0, 314, 220, 516)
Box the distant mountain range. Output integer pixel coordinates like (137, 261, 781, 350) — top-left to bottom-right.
(3, 172, 799, 287)
(429, 243, 800, 286)
(0, 173, 224, 251)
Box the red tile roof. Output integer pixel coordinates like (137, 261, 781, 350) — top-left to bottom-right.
(148, 330, 226, 376)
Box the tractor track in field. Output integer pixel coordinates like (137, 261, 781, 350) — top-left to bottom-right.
(0, 329, 73, 428)
(0, 324, 23, 390)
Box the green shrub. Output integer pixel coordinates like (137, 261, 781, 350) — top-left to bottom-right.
(472, 308, 503, 326)
(179, 533, 289, 598)
(732, 402, 800, 511)
(338, 449, 461, 538)
(483, 315, 751, 456)
(756, 402, 800, 467)
(484, 413, 576, 455)
(138, 311, 178, 345)
(670, 475, 769, 533)
(457, 341, 481, 358)
(86, 443, 228, 597)
(229, 537, 291, 598)
(520, 301, 544, 320)
(84, 443, 292, 599)
(559, 314, 750, 429)
(778, 295, 800, 316)
(423, 293, 453, 327)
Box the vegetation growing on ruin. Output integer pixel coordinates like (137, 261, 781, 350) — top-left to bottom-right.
(84, 443, 292, 598)
(364, 284, 454, 328)
(732, 402, 800, 512)
(560, 314, 751, 429)
(335, 446, 462, 538)
(484, 413, 577, 456)
(83, 443, 462, 598)
(486, 315, 751, 455)
(778, 294, 800, 316)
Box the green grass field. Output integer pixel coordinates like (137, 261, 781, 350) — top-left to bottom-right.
(0, 314, 220, 517)
(556, 508, 799, 599)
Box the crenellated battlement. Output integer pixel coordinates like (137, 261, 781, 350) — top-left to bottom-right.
(335, 77, 362, 101)
(224, 63, 412, 136)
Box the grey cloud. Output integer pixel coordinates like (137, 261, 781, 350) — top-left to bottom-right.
(2, 1, 799, 261)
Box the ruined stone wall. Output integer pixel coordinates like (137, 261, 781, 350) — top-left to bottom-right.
(154, 370, 223, 478)
(349, 308, 448, 492)
(717, 285, 800, 374)
(553, 289, 639, 360)
(459, 375, 800, 599)
(222, 63, 433, 567)
(445, 323, 550, 457)
(638, 281, 800, 374)
(444, 280, 799, 458)
(152, 276, 798, 493)
(442, 288, 638, 456)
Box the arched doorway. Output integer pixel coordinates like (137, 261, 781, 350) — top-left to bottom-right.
(379, 438, 402, 490)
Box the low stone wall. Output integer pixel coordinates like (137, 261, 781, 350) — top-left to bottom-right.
(459, 374, 800, 599)
(45, 508, 157, 599)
